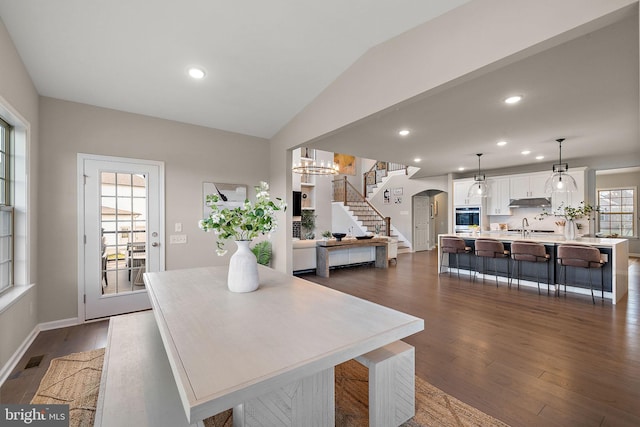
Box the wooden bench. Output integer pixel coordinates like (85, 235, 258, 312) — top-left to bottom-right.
(355, 340, 415, 427)
(94, 311, 204, 427)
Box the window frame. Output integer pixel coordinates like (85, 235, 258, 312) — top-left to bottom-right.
(0, 116, 12, 294)
(597, 186, 637, 238)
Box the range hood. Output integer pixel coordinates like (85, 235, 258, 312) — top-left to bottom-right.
(508, 197, 551, 208)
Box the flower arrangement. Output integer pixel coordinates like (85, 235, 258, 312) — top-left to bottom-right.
(535, 201, 596, 221)
(199, 181, 286, 255)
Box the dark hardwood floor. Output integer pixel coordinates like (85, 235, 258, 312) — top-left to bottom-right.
(0, 318, 109, 404)
(2, 250, 638, 426)
(300, 251, 640, 427)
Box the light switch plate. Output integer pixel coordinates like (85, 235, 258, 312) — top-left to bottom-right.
(170, 234, 187, 244)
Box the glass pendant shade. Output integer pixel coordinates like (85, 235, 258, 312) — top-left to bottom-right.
(546, 138, 577, 194)
(468, 153, 489, 198)
(468, 179, 489, 198)
(544, 171, 577, 194)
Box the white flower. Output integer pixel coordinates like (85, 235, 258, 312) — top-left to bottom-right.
(198, 219, 205, 229)
(201, 181, 285, 256)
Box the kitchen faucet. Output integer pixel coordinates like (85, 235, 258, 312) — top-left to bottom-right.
(522, 217, 530, 237)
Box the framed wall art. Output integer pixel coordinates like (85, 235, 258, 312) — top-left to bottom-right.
(334, 153, 356, 175)
(203, 182, 247, 217)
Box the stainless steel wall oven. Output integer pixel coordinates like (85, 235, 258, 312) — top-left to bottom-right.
(455, 206, 481, 232)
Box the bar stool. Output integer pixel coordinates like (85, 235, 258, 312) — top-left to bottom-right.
(473, 239, 510, 287)
(509, 241, 551, 295)
(440, 237, 472, 278)
(557, 244, 606, 304)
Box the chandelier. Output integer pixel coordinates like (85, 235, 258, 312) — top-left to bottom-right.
(292, 158, 340, 175)
(544, 138, 577, 194)
(467, 153, 489, 198)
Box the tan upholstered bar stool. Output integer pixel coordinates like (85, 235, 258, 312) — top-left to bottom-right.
(473, 239, 510, 287)
(557, 244, 606, 304)
(440, 237, 472, 278)
(510, 241, 551, 295)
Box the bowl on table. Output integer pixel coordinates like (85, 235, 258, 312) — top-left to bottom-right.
(355, 235, 374, 240)
(331, 233, 347, 241)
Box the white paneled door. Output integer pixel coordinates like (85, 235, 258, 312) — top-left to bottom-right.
(413, 196, 430, 251)
(78, 154, 164, 321)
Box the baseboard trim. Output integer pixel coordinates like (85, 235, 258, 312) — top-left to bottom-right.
(0, 324, 39, 386)
(38, 317, 80, 331)
(0, 317, 80, 387)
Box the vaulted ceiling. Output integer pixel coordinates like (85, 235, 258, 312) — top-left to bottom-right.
(0, 1, 637, 177)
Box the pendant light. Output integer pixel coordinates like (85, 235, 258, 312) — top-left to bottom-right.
(467, 153, 489, 198)
(544, 138, 577, 194)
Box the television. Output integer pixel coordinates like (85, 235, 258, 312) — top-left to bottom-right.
(292, 191, 302, 217)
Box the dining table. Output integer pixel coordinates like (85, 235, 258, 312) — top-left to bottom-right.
(144, 265, 424, 425)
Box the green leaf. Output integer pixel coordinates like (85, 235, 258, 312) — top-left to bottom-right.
(251, 241, 272, 266)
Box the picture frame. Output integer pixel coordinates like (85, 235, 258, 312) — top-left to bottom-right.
(334, 153, 356, 175)
(203, 182, 247, 217)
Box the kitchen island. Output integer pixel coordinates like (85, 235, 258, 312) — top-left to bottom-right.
(438, 233, 629, 304)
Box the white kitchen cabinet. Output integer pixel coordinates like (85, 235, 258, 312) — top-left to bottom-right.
(453, 179, 483, 206)
(487, 177, 511, 215)
(509, 173, 548, 199)
(551, 169, 586, 212)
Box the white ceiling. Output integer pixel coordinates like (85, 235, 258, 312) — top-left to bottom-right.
(0, 1, 637, 178)
(0, 0, 469, 138)
(310, 11, 639, 178)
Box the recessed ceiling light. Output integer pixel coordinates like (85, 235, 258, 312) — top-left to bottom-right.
(188, 67, 206, 79)
(536, 155, 544, 160)
(414, 158, 421, 163)
(521, 150, 531, 155)
(458, 167, 465, 171)
(398, 129, 410, 136)
(504, 95, 522, 104)
(497, 141, 507, 146)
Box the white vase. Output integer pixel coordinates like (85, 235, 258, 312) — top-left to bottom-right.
(564, 220, 577, 240)
(227, 240, 259, 293)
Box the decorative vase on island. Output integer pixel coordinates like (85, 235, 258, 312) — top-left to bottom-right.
(564, 220, 577, 241)
(227, 240, 259, 293)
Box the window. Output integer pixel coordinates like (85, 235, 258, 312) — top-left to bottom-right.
(0, 117, 13, 293)
(598, 188, 636, 237)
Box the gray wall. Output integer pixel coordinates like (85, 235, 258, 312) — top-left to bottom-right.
(269, 0, 636, 273)
(0, 18, 39, 371)
(38, 97, 270, 323)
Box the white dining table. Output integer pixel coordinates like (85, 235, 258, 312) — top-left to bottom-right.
(144, 265, 424, 425)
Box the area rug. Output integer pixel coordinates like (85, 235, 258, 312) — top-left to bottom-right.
(30, 348, 105, 427)
(32, 348, 509, 427)
(204, 360, 510, 427)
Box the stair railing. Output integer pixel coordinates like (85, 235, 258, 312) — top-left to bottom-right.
(362, 161, 408, 195)
(333, 176, 391, 236)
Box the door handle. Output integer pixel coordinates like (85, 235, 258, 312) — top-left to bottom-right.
(152, 242, 160, 247)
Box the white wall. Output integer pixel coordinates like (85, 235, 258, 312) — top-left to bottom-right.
(38, 98, 270, 323)
(368, 174, 448, 246)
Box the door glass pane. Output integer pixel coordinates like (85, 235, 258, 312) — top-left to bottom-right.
(100, 171, 147, 295)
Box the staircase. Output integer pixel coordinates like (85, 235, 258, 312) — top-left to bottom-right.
(341, 201, 411, 253)
(364, 161, 408, 198)
(332, 176, 411, 252)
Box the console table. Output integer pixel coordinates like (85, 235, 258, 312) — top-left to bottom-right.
(316, 238, 388, 277)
